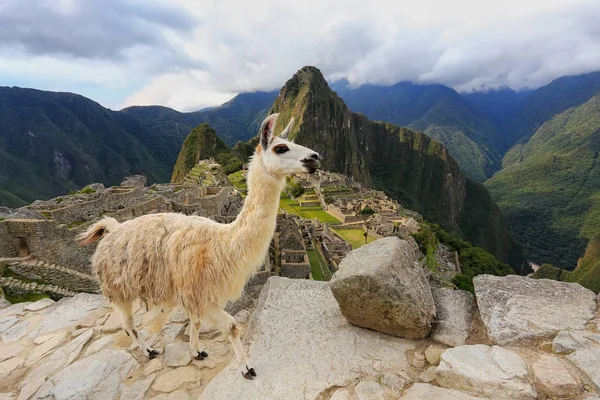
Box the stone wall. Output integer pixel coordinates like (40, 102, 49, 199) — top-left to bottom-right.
(280, 263, 310, 279)
(47, 188, 146, 225)
(0, 220, 94, 273)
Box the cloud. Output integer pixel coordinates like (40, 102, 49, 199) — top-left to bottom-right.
(0, 0, 195, 61)
(2, 0, 600, 110)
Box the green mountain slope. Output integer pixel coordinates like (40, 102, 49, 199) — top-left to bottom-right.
(333, 81, 503, 181)
(501, 71, 600, 166)
(0, 87, 171, 207)
(273, 66, 526, 271)
(486, 93, 600, 268)
(122, 91, 277, 149)
(532, 237, 600, 293)
(171, 124, 241, 182)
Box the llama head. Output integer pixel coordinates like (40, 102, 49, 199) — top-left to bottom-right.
(258, 113, 321, 178)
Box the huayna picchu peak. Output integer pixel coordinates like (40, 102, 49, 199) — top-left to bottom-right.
(268, 66, 526, 272)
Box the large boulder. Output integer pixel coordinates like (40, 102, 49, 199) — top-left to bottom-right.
(474, 275, 596, 345)
(201, 277, 415, 400)
(435, 345, 537, 399)
(329, 237, 435, 339)
(121, 175, 147, 188)
(430, 288, 476, 346)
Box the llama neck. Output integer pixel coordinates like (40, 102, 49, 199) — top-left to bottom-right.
(230, 155, 284, 267)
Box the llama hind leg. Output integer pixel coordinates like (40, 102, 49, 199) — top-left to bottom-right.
(209, 308, 256, 380)
(188, 316, 209, 360)
(114, 300, 159, 359)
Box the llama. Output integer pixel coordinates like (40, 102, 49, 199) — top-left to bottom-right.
(78, 113, 320, 380)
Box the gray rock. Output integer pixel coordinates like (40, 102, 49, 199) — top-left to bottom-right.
(24, 298, 55, 312)
(380, 373, 406, 396)
(533, 354, 582, 398)
(163, 342, 192, 367)
(568, 347, 600, 390)
(87, 183, 105, 191)
(201, 277, 415, 400)
(330, 389, 352, 400)
(0, 393, 16, 400)
(84, 335, 115, 357)
(330, 237, 435, 339)
(2, 320, 29, 343)
(435, 344, 537, 399)
(119, 373, 156, 400)
(34, 350, 138, 400)
(169, 307, 189, 323)
(20, 330, 94, 394)
(430, 288, 476, 346)
(121, 175, 147, 188)
(0, 316, 19, 334)
(0, 342, 24, 363)
(0, 299, 11, 310)
(152, 366, 200, 393)
(474, 275, 596, 345)
(0, 302, 30, 318)
(354, 381, 385, 400)
(160, 323, 185, 344)
(401, 383, 485, 399)
(553, 331, 600, 353)
(34, 293, 108, 336)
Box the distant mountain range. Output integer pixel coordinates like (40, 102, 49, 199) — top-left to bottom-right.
(0, 88, 275, 207)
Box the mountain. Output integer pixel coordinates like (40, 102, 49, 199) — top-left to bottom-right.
(0, 87, 173, 207)
(270, 66, 526, 271)
(0, 87, 276, 207)
(331, 80, 503, 181)
(171, 123, 241, 182)
(486, 93, 600, 268)
(497, 71, 600, 166)
(124, 91, 278, 150)
(532, 237, 600, 293)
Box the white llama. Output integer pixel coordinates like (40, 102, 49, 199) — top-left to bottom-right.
(78, 114, 320, 379)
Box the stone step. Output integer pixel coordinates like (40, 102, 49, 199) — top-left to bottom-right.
(0, 276, 76, 297)
(8, 259, 97, 282)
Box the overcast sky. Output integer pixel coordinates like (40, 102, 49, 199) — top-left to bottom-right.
(1, 0, 599, 111)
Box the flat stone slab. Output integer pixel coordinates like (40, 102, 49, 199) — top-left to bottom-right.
(24, 298, 55, 312)
(474, 275, 596, 345)
(435, 344, 536, 399)
(401, 383, 486, 399)
(34, 293, 108, 336)
(202, 277, 414, 400)
(568, 347, 600, 390)
(34, 350, 138, 399)
(533, 354, 583, 398)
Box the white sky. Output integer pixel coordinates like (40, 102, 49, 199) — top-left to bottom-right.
(1, 0, 599, 111)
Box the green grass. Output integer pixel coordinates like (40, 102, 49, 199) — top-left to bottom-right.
(279, 198, 341, 224)
(307, 246, 332, 281)
(227, 170, 247, 197)
(331, 227, 375, 249)
(4, 291, 50, 304)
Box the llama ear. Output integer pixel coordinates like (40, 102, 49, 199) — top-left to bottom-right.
(279, 117, 294, 140)
(260, 113, 279, 149)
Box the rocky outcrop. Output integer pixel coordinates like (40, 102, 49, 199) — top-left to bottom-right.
(202, 277, 415, 400)
(121, 175, 147, 188)
(329, 237, 435, 339)
(430, 288, 476, 346)
(474, 275, 597, 345)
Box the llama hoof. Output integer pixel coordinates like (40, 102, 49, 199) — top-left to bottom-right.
(195, 351, 209, 360)
(242, 367, 257, 380)
(147, 349, 159, 359)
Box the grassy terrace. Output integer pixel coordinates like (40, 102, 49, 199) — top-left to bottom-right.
(307, 246, 332, 281)
(331, 227, 376, 249)
(279, 198, 341, 224)
(227, 170, 247, 197)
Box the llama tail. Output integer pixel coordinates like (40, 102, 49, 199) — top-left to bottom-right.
(77, 217, 119, 246)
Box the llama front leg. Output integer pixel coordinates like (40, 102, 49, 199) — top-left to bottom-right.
(114, 300, 159, 359)
(189, 316, 209, 360)
(209, 308, 256, 380)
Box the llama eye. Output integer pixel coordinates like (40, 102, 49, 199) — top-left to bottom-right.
(273, 145, 289, 155)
